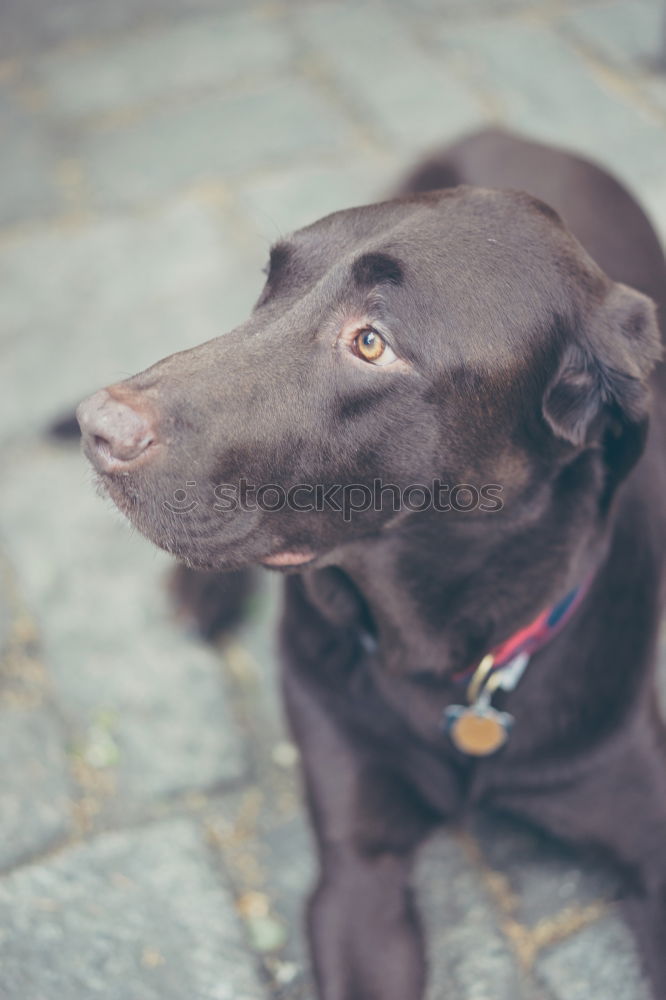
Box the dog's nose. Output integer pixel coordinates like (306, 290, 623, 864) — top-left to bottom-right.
(76, 388, 156, 471)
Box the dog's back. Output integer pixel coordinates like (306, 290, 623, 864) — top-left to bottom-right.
(398, 129, 666, 315)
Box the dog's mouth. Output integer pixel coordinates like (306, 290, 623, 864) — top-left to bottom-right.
(94, 469, 323, 572)
(260, 548, 318, 570)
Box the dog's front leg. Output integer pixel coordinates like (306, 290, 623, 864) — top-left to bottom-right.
(309, 845, 426, 1000)
(283, 670, 445, 1000)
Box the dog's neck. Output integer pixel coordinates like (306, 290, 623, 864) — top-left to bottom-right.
(308, 509, 601, 679)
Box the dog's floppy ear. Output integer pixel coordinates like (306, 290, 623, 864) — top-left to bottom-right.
(543, 283, 662, 447)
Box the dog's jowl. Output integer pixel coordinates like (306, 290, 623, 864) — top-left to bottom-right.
(78, 129, 666, 1000)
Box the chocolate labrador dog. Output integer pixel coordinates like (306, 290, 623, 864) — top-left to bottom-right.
(77, 129, 666, 999)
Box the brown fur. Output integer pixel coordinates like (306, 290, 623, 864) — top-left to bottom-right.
(78, 130, 666, 998)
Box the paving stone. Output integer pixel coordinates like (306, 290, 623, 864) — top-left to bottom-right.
(641, 74, 666, 116)
(0, 0, 238, 56)
(415, 832, 535, 1000)
(0, 818, 267, 1000)
(0, 94, 62, 227)
(78, 81, 357, 210)
(237, 155, 403, 247)
(296, 2, 487, 151)
(0, 557, 72, 869)
(432, 18, 666, 193)
(384, 0, 555, 13)
(212, 578, 316, 986)
(562, 0, 664, 73)
(224, 576, 287, 749)
(470, 809, 620, 927)
(0, 441, 246, 820)
(259, 813, 315, 963)
(209, 789, 316, 999)
(640, 173, 666, 247)
(36, 10, 294, 119)
(0, 196, 262, 441)
(535, 912, 651, 1000)
(0, 570, 12, 653)
(0, 707, 71, 871)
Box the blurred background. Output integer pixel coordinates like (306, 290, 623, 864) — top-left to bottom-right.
(1, 1, 665, 998)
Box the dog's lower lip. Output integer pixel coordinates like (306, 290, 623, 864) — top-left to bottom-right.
(261, 549, 317, 568)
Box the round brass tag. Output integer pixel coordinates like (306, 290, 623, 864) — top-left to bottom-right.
(449, 710, 508, 757)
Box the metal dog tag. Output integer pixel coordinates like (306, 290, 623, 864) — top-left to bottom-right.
(444, 703, 514, 757)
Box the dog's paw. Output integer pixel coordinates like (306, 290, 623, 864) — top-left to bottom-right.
(168, 564, 255, 642)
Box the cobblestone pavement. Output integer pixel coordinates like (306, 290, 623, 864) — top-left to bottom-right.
(1, 1, 666, 997)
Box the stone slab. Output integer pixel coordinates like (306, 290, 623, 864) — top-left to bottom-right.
(0, 818, 267, 1000)
(0, 441, 247, 822)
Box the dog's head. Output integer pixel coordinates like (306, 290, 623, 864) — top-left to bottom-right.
(78, 187, 661, 586)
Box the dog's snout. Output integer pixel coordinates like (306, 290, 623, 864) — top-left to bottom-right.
(76, 388, 156, 471)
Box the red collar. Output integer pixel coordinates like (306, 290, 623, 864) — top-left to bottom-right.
(455, 579, 592, 685)
(444, 578, 594, 756)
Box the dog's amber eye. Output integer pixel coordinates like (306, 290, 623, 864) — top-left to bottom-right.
(352, 328, 397, 366)
(355, 329, 384, 361)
